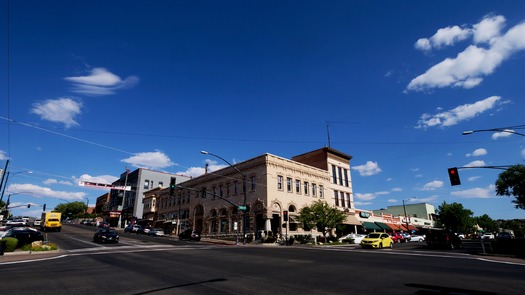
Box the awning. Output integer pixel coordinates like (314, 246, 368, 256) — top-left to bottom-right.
(343, 214, 361, 225)
(385, 223, 400, 231)
(362, 221, 382, 231)
(407, 225, 417, 231)
(375, 222, 391, 231)
(399, 224, 408, 231)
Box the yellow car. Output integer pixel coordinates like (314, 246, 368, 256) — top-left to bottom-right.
(360, 232, 394, 249)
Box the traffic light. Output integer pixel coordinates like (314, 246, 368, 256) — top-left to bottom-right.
(42, 204, 46, 211)
(169, 177, 176, 196)
(448, 167, 461, 186)
(283, 210, 288, 222)
(27, 204, 31, 208)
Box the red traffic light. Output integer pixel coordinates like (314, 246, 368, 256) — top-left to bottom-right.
(447, 167, 461, 186)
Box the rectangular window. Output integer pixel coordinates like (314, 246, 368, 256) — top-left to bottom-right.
(212, 186, 216, 198)
(159, 181, 164, 188)
(334, 191, 339, 206)
(320, 185, 324, 198)
(338, 167, 343, 185)
(144, 180, 150, 189)
(250, 176, 256, 191)
(287, 177, 292, 192)
(344, 169, 349, 187)
(226, 183, 231, 196)
(340, 191, 345, 207)
(219, 185, 223, 197)
(295, 179, 301, 193)
(277, 175, 283, 190)
(304, 181, 309, 195)
(312, 184, 317, 197)
(331, 165, 337, 184)
(345, 193, 351, 208)
(234, 181, 238, 195)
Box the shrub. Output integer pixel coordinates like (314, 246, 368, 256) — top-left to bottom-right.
(2, 237, 18, 252)
(20, 242, 58, 252)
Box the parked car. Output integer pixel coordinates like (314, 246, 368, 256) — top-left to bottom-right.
(426, 228, 462, 249)
(33, 219, 42, 226)
(360, 232, 393, 249)
(496, 232, 514, 240)
(390, 232, 405, 243)
(148, 228, 165, 237)
(339, 233, 366, 244)
(179, 229, 201, 242)
(93, 228, 119, 243)
(137, 226, 152, 235)
(482, 233, 495, 239)
(98, 222, 110, 228)
(410, 235, 425, 242)
(401, 233, 411, 240)
(2, 227, 44, 247)
(124, 224, 141, 233)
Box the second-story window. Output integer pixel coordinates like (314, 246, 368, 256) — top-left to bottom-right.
(250, 176, 256, 191)
(295, 179, 301, 194)
(144, 180, 150, 189)
(234, 181, 238, 195)
(277, 175, 283, 190)
(319, 185, 324, 198)
(312, 184, 317, 197)
(344, 169, 349, 187)
(334, 191, 339, 206)
(304, 181, 309, 195)
(287, 177, 292, 192)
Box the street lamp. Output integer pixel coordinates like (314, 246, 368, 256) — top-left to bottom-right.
(201, 150, 248, 244)
(0, 170, 33, 210)
(402, 198, 416, 233)
(463, 125, 525, 137)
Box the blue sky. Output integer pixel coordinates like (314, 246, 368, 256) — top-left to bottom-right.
(1, 1, 525, 220)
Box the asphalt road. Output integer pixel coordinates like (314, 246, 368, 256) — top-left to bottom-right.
(1, 225, 524, 294)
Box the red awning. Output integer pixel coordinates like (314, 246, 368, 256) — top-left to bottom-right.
(385, 223, 400, 230)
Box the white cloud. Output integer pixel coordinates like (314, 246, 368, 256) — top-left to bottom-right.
(0, 150, 7, 160)
(416, 96, 504, 129)
(391, 188, 402, 192)
(43, 178, 73, 186)
(468, 176, 481, 182)
(451, 185, 495, 199)
(354, 193, 376, 201)
(421, 180, 444, 191)
(464, 160, 486, 168)
(415, 25, 471, 51)
(466, 148, 487, 157)
(121, 151, 174, 169)
(354, 201, 373, 206)
(352, 161, 382, 176)
(408, 15, 525, 91)
(65, 67, 139, 96)
(77, 174, 119, 185)
(492, 130, 514, 139)
(175, 160, 229, 178)
(31, 98, 82, 128)
(7, 183, 86, 201)
(416, 195, 439, 203)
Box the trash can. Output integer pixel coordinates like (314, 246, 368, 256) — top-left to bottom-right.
(0, 240, 6, 255)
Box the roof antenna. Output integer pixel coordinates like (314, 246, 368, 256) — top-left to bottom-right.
(326, 121, 331, 147)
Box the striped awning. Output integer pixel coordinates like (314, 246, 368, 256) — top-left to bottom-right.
(362, 221, 382, 231)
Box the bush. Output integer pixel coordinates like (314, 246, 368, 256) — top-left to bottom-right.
(20, 242, 58, 252)
(2, 237, 18, 252)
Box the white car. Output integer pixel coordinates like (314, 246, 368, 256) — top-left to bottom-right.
(339, 233, 366, 244)
(33, 219, 42, 226)
(482, 233, 495, 239)
(409, 235, 425, 242)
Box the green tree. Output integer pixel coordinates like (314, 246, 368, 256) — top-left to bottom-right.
(298, 200, 346, 239)
(474, 214, 498, 233)
(54, 201, 88, 218)
(435, 201, 475, 233)
(495, 164, 525, 210)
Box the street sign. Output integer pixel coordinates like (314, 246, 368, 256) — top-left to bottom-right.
(238, 205, 247, 211)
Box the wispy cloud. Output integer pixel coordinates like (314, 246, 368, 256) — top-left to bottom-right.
(0, 150, 7, 160)
(122, 151, 174, 169)
(7, 183, 86, 201)
(421, 180, 444, 191)
(352, 161, 382, 176)
(65, 67, 139, 96)
(31, 98, 82, 128)
(466, 148, 487, 157)
(416, 96, 505, 129)
(451, 185, 495, 199)
(464, 160, 486, 167)
(408, 15, 525, 91)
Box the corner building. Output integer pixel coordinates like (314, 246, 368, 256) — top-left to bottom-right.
(146, 147, 359, 239)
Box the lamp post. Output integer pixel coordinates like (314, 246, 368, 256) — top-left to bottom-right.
(402, 198, 416, 233)
(201, 150, 248, 245)
(463, 125, 525, 137)
(0, 170, 32, 210)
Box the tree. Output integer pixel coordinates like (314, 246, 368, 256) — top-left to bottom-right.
(435, 201, 475, 234)
(298, 200, 346, 239)
(54, 201, 88, 218)
(474, 214, 498, 233)
(495, 164, 525, 210)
